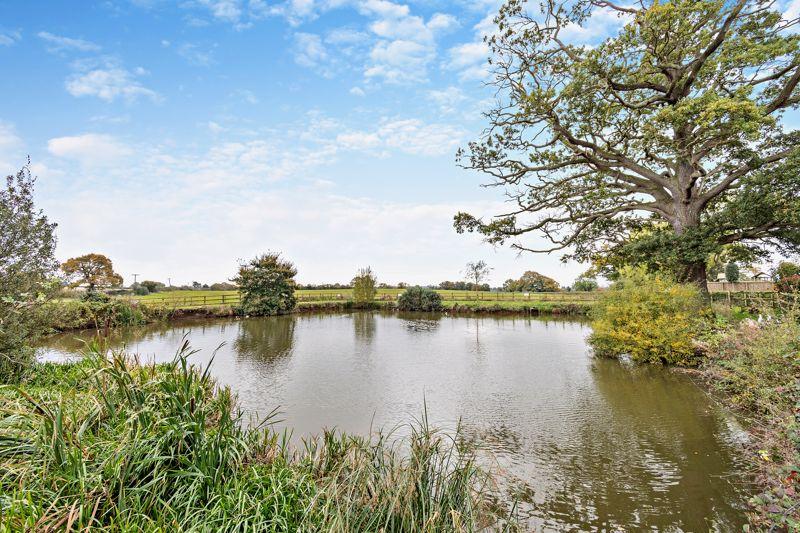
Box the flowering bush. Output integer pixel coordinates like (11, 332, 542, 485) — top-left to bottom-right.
(589, 266, 709, 365)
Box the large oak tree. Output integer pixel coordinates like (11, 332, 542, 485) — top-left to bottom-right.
(62, 253, 123, 293)
(455, 0, 800, 289)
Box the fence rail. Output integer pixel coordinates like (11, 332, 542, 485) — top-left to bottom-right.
(129, 290, 599, 309)
(710, 291, 800, 308)
(707, 281, 775, 293)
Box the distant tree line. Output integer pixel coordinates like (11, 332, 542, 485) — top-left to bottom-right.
(437, 281, 490, 291)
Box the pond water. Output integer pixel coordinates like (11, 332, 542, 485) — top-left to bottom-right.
(39, 312, 748, 531)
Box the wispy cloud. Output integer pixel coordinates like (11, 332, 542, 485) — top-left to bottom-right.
(445, 12, 493, 81)
(65, 59, 160, 103)
(177, 42, 217, 66)
(0, 120, 25, 172)
(47, 133, 133, 165)
(427, 86, 468, 114)
(293, 33, 329, 69)
(0, 29, 22, 47)
(335, 117, 465, 156)
(37, 31, 101, 53)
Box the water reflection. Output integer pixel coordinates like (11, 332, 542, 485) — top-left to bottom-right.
(235, 315, 295, 361)
(352, 311, 376, 344)
(37, 312, 748, 531)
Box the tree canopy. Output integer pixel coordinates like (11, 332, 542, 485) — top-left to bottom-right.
(503, 270, 561, 292)
(234, 253, 297, 316)
(0, 163, 58, 380)
(455, 0, 800, 288)
(352, 266, 378, 303)
(464, 260, 492, 289)
(62, 253, 123, 292)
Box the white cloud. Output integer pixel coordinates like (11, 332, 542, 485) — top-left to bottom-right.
(349, 86, 366, 96)
(784, 0, 800, 23)
(177, 42, 216, 66)
(360, 3, 458, 84)
(427, 86, 468, 114)
(366, 39, 432, 83)
(0, 120, 25, 172)
(558, 7, 630, 44)
(233, 89, 260, 104)
(65, 60, 160, 103)
(336, 118, 465, 156)
(208, 121, 226, 133)
(446, 41, 490, 80)
(47, 134, 133, 165)
(293, 33, 328, 68)
(377, 119, 463, 155)
(336, 131, 382, 149)
(445, 12, 493, 81)
(37, 31, 100, 53)
(326, 27, 369, 46)
(0, 29, 22, 46)
(264, 0, 320, 25)
(195, 0, 243, 22)
(426, 13, 459, 32)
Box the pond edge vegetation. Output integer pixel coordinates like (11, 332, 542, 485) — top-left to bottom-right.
(0, 342, 513, 531)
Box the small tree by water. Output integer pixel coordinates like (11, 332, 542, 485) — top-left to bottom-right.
(234, 253, 297, 316)
(352, 267, 377, 304)
(0, 163, 58, 381)
(397, 286, 443, 312)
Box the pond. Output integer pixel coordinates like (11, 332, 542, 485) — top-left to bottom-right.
(39, 312, 748, 531)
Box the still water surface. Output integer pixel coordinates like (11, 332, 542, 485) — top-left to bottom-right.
(40, 312, 748, 531)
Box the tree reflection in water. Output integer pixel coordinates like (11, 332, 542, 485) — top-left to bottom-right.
(352, 312, 376, 344)
(234, 315, 296, 362)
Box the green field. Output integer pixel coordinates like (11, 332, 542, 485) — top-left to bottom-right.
(130, 288, 597, 310)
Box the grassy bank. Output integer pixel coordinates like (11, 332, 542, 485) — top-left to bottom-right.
(0, 343, 507, 531)
(701, 315, 800, 530)
(132, 289, 597, 308)
(42, 297, 591, 335)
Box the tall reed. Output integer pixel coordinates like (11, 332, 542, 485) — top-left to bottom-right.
(0, 341, 507, 531)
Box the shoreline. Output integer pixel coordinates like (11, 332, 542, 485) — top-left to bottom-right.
(44, 298, 593, 334)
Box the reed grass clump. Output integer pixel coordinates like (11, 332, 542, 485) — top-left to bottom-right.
(0, 342, 502, 531)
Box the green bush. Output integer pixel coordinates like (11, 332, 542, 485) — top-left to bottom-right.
(233, 253, 298, 316)
(704, 316, 800, 529)
(589, 266, 708, 365)
(132, 283, 150, 296)
(397, 286, 443, 312)
(39, 299, 172, 332)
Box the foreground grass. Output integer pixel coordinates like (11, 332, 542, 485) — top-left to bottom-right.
(0, 343, 507, 532)
(703, 314, 800, 530)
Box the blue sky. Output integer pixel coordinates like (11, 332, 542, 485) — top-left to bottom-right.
(1, 0, 797, 287)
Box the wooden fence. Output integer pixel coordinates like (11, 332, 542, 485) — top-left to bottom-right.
(131, 290, 598, 309)
(710, 291, 800, 308)
(707, 281, 775, 293)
